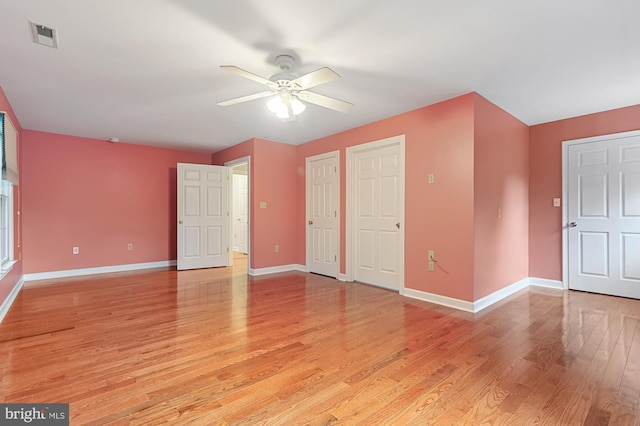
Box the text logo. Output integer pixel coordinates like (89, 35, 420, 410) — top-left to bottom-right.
(1, 404, 68, 425)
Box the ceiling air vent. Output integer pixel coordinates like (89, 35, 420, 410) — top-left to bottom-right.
(29, 21, 58, 48)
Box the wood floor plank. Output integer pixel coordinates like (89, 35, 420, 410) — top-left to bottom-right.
(1, 261, 639, 425)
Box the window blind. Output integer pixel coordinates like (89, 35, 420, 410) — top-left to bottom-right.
(0, 112, 18, 185)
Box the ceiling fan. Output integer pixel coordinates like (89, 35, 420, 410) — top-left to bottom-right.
(217, 55, 353, 120)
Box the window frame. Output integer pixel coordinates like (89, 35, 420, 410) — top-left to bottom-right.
(0, 112, 15, 277)
(0, 181, 13, 267)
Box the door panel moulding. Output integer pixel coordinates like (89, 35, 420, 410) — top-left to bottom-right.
(346, 135, 405, 291)
(305, 150, 340, 279)
(562, 129, 640, 297)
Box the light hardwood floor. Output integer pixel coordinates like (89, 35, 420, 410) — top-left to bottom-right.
(1, 259, 639, 425)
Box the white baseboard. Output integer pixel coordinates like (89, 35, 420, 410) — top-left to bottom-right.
(472, 278, 530, 312)
(250, 264, 349, 281)
(401, 287, 475, 312)
(249, 264, 306, 276)
(529, 277, 564, 290)
(17, 263, 567, 316)
(0, 277, 24, 324)
(402, 277, 540, 313)
(23, 260, 177, 282)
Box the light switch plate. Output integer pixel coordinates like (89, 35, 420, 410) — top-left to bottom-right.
(260, 201, 267, 209)
(553, 198, 561, 207)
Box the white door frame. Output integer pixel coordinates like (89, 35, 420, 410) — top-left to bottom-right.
(562, 129, 640, 290)
(225, 156, 251, 268)
(232, 173, 248, 253)
(305, 150, 340, 278)
(346, 135, 405, 288)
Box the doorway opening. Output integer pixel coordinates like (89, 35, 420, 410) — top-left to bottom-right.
(226, 157, 250, 273)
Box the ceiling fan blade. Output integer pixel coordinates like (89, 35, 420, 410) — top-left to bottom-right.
(291, 67, 340, 90)
(220, 65, 277, 89)
(297, 91, 353, 113)
(217, 91, 274, 107)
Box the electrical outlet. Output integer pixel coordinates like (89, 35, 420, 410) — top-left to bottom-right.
(428, 250, 435, 271)
(275, 245, 280, 253)
(128, 243, 133, 251)
(428, 173, 435, 184)
(72, 246, 79, 255)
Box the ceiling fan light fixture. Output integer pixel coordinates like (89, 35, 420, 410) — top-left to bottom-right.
(290, 97, 306, 115)
(275, 109, 290, 119)
(267, 93, 305, 119)
(267, 94, 284, 114)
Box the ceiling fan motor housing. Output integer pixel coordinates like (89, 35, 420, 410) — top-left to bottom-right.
(274, 54, 295, 71)
(271, 55, 298, 86)
(270, 72, 298, 85)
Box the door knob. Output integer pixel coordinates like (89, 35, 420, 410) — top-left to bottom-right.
(569, 222, 577, 228)
(179, 220, 183, 224)
(396, 222, 400, 229)
(308, 220, 313, 225)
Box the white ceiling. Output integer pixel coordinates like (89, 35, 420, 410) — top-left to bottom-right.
(1, 1, 639, 154)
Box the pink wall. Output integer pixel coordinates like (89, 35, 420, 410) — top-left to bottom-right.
(297, 94, 477, 300)
(529, 104, 640, 280)
(211, 138, 298, 269)
(253, 139, 297, 268)
(0, 87, 23, 307)
(473, 94, 529, 299)
(21, 131, 211, 274)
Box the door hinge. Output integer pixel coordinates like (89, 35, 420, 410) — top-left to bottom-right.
(335, 255, 337, 261)
(227, 247, 229, 252)
(335, 166, 337, 172)
(227, 211, 229, 216)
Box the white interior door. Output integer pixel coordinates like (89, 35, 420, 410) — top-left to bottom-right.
(306, 151, 339, 278)
(233, 173, 248, 254)
(177, 163, 229, 270)
(567, 132, 640, 299)
(348, 135, 405, 290)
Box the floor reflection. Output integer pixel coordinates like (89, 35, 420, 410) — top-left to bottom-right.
(2, 267, 640, 424)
